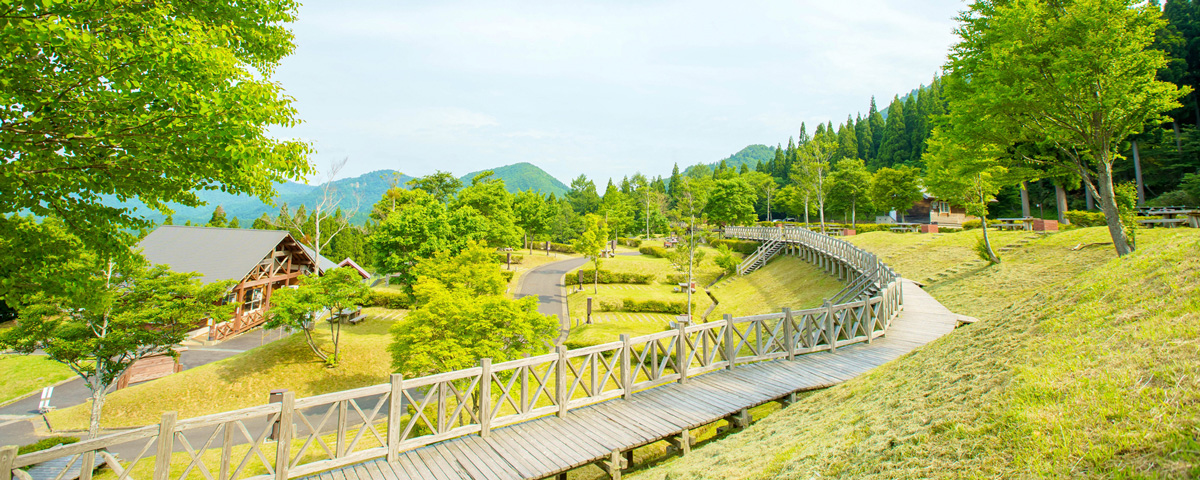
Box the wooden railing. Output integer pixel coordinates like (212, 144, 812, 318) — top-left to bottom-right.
(2, 226, 902, 480)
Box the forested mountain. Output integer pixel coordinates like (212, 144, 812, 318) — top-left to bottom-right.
(459, 162, 569, 196)
(113, 163, 569, 226)
(684, 145, 776, 175)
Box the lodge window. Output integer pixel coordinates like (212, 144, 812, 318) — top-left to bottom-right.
(935, 201, 951, 215)
(242, 288, 263, 312)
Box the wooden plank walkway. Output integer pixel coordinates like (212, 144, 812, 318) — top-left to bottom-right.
(307, 280, 959, 480)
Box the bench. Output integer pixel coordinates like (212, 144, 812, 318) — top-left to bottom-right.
(1137, 218, 1188, 228)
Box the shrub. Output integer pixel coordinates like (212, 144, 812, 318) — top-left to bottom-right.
(714, 244, 738, 274)
(369, 288, 411, 309)
(529, 241, 576, 253)
(494, 253, 524, 264)
(18, 436, 79, 455)
(962, 219, 982, 230)
(852, 223, 891, 234)
(709, 239, 760, 255)
(664, 273, 688, 284)
(974, 237, 999, 264)
(565, 269, 654, 286)
(617, 237, 642, 248)
(1064, 211, 1107, 228)
(601, 298, 690, 314)
(500, 270, 515, 283)
(639, 246, 669, 258)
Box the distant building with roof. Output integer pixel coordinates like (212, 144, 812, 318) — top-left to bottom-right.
(138, 225, 327, 341)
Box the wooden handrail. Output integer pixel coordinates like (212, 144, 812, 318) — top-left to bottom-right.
(5, 225, 904, 480)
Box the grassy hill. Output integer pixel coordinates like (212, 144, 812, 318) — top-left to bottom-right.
(459, 162, 569, 196)
(631, 228, 1200, 479)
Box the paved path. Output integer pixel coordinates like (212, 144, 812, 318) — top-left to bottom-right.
(309, 280, 962, 480)
(514, 253, 640, 341)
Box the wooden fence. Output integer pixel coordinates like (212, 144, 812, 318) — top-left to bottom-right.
(1, 226, 901, 480)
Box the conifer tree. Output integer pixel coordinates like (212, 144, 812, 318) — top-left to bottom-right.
(903, 93, 924, 164)
(876, 96, 910, 169)
(837, 116, 859, 161)
(855, 113, 873, 160)
(868, 97, 886, 160)
(207, 206, 228, 228)
(770, 144, 785, 178)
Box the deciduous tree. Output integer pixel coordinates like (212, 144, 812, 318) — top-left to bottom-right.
(266, 268, 370, 367)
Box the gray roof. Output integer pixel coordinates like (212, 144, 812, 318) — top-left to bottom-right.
(138, 226, 293, 284)
(299, 243, 338, 274)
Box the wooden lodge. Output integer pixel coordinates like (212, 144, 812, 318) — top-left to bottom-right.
(138, 226, 327, 341)
(900, 195, 979, 227)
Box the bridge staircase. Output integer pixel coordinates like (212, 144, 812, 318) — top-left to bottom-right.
(736, 239, 785, 275)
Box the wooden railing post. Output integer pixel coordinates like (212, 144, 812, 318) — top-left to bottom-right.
(336, 398, 348, 458)
(620, 335, 632, 400)
(153, 411, 177, 480)
(723, 314, 735, 369)
(479, 359, 493, 437)
(556, 346, 569, 417)
(2, 445, 17, 480)
(783, 308, 795, 360)
(676, 320, 688, 384)
(386, 374, 404, 463)
(824, 300, 837, 353)
(274, 392, 294, 480)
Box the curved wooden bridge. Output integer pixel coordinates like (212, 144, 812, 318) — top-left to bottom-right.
(3, 227, 963, 480)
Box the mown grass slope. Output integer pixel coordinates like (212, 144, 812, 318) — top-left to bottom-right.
(709, 256, 843, 318)
(46, 308, 406, 430)
(0, 354, 75, 405)
(632, 227, 1200, 479)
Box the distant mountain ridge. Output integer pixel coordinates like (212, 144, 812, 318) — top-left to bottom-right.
(684, 144, 776, 176)
(110, 163, 567, 225)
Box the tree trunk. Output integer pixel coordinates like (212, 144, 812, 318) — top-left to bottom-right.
(1055, 183, 1069, 224)
(851, 198, 857, 228)
(766, 188, 772, 222)
(87, 379, 107, 439)
(593, 263, 599, 294)
(980, 217, 1001, 264)
(1085, 186, 1095, 210)
(332, 319, 341, 367)
(1093, 160, 1134, 256)
(1132, 140, 1145, 207)
(1020, 182, 1031, 217)
(818, 200, 826, 234)
(803, 194, 810, 226)
(1173, 121, 1182, 152)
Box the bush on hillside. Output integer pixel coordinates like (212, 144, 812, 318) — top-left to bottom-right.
(565, 269, 654, 286)
(962, 219, 982, 230)
(500, 270, 515, 283)
(709, 239, 760, 255)
(494, 253, 524, 264)
(369, 288, 411, 309)
(852, 224, 889, 234)
(618, 237, 642, 248)
(1064, 211, 1107, 227)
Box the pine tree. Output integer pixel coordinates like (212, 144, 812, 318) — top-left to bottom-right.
(228, 217, 241, 228)
(903, 93, 924, 165)
(771, 144, 785, 178)
(876, 96, 910, 169)
(837, 116, 858, 161)
(868, 97, 886, 160)
(738, 163, 750, 175)
(855, 113, 873, 160)
(207, 205, 228, 228)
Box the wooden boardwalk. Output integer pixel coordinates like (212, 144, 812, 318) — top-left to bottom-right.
(307, 280, 959, 480)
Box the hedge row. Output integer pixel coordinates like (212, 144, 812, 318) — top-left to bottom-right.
(618, 237, 642, 248)
(526, 241, 576, 254)
(639, 245, 669, 258)
(369, 288, 412, 309)
(566, 269, 654, 286)
(709, 239, 760, 255)
(600, 298, 690, 314)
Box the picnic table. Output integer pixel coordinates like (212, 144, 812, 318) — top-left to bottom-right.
(889, 223, 920, 233)
(1139, 209, 1200, 228)
(994, 217, 1035, 231)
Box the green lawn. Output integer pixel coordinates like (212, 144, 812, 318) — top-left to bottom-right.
(631, 227, 1200, 479)
(572, 244, 731, 286)
(845, 229, 1037, 283)
(709, 256, 845, 318)
(47, 308, 408, 430)
(564, 319, 672, 350)
(0, 354, 75, 405)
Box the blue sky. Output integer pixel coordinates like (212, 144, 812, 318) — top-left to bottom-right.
(272, 0, 965, 185)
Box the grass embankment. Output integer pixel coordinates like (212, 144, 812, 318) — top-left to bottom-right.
(709, 256, 844, 318)
(46, 308, 407, 430)
(846, 229, 1036, 283)
(629, 227, 1200, 479)
(0, 354, 75, 405)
